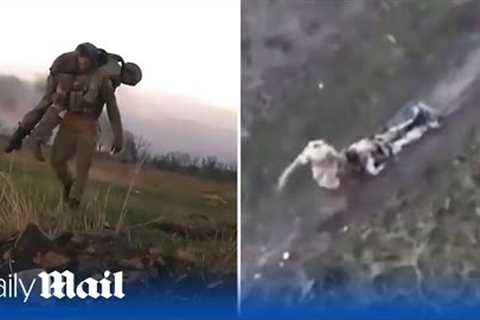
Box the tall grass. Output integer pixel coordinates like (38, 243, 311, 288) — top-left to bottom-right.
(0, 172, 44, 239)
(0, 153, 236, 274)
(115, 158, 145, 234)
(0, 164, 118, 241)
(0, 154, 151, 238)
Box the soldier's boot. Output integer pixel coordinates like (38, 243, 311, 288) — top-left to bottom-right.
(30, 140, 46, 162)
(4, 126, 29, 153)
(68, 198, 80, 210)
(63, 180, 73, 203)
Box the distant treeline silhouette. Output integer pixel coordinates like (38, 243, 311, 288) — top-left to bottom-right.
(118, 133, 236, 180)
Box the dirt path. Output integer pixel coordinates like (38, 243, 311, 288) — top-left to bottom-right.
(242, 41, 480, 300)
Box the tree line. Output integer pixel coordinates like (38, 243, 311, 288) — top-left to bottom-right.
(116, 132, 236, 181)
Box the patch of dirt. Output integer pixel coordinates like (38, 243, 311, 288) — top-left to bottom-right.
(0, 223, 236, 305)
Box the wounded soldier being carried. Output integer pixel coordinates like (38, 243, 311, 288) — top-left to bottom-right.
(4, 42, 142, 161)
(278, 101, 442, 191)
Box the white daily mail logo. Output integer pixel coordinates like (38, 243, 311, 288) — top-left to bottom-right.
(0, 270, 125, 303)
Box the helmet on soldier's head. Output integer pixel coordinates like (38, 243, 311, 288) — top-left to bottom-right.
(96, 48, 109, 67)
(75, 42, 97, 51)
(121, 62, 142, 86)
(345, 149, 360, 166)
(75, 42, 100, 66)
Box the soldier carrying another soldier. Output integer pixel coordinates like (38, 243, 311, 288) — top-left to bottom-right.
(4, 42, 142, 209)
(50, 46, 141, 209)
(4, 42, 142, 159)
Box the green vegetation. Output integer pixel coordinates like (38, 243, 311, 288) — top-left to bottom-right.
(243, 0, 480, 208)
(0, 140, 236, 275)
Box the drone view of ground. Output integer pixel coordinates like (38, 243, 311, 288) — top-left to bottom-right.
(0, 136, 236, 304)
(242, 0, 480, 310)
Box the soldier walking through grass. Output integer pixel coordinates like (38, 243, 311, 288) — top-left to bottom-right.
(49, 49, 141, 209)
(4, 42, 142, 209)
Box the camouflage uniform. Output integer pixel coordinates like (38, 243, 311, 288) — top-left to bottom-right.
(30, 56, 123, 148)
(28, 74, 75, 145)
(50, 74, 123, 207)
(20, 52, 79, 132)
(4, 43, 104, 154)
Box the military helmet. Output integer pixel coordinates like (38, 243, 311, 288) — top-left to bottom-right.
(121, 62, 142, 86)
(96, 48, 109, 67)
(75, 42, 100, 66)
(345, 149, 361, 166)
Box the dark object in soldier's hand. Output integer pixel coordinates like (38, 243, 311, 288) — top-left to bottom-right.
(4, 125, 29, 153)
(111, 144, 122, 154)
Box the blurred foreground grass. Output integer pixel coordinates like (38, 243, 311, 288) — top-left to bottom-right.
(0, 140, 236, 274)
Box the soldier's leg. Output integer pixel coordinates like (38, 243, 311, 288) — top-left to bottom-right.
(31, 105, 63, 143)
(20, 75, 58, 131)
(69, 122, 98, 207)
(29, 105, 64, 162)
(50, 124, 77, 202)
(28, 74, 74, 161)
(5, 75, 57, 153)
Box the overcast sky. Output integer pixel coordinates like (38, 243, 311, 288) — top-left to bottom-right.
(0, 0, 240, 111)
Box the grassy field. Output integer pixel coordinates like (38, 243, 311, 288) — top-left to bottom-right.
(0, 138, 236, 275)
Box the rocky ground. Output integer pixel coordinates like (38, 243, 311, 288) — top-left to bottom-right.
(0, 223, 236, 308)
(300, 136, 480, 308)
(0, 132, 237, 310)
(242, 0, 480, 312)
(244, 131, 480, 311)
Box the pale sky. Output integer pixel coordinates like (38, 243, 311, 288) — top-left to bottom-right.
(0, 0, 240, 111)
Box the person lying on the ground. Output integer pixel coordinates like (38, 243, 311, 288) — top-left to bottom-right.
(27, 47, 142, 162)
(345, 101, 441, 176)
(345, 137, 390, 176)
(278, 102, 442, 191)
(277, 140, 346, 191)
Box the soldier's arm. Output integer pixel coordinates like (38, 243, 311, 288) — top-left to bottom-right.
(102, 79, 124, 152)
(277, 146, 311, 192)
(365, 156, 384, 176)
(49, 52, 78, 76)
